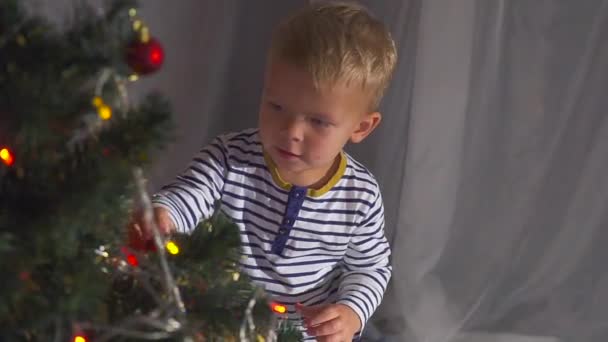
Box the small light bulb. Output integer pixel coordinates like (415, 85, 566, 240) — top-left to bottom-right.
(74, 335, 87, 342)
(166, 241, 180, 255)
(92, 96, 104, 107)
(126, 254, 139, 267)
(133, 19, 143, 31)
(0, 147, 14, 166)
(98, 105, 112, 120)
(271, 303, 287, 314)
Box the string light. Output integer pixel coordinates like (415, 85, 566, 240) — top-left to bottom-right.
(232, 272, 240, 281)
(271, 302, 287, 314)
(132, 19, 143, 32)
(165, 241, 180, 255)
(92, 96, 103, 107)
(92, 96, 112, 120)
(126, 253, 139, 267)
(94, 245, 109, 258)
(73, 335, 88, 342)
(205, 222, 214, 233)
(0, 147, 14, 166)
(98, 105, 112, 120)
(119, 247, 140, 267)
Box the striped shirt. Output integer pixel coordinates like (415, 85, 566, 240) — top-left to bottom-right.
(153, 129, 391, 340)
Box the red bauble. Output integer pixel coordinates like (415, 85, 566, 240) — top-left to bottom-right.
(126, 37, 164, 75)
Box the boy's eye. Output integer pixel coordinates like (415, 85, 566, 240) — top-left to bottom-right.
(268, 102, 282, 111)
(309, 117, 331, 128)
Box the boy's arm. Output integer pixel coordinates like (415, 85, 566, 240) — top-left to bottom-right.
(152, 136, 229, 232)
(337, 192, 392, 332)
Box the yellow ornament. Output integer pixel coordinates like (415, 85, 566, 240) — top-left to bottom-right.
(166, 241, 180, 255)
(256, 334, 266, 342)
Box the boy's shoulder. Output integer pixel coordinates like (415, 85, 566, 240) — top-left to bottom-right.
(341, 151, 382, 199)
(215, 128, 260, 145)
(210, 128, 262, 155)
(210, 129, 264, 168)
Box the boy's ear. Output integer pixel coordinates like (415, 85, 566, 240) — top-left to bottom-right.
(350, 112, 382, 143)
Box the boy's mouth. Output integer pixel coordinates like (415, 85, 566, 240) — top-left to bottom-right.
(276, 147, 300, 159)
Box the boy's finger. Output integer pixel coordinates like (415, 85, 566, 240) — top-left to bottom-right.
(132, 223, 143, 236)
(296, 303, 324, 318)
(128, 223, 147, 250)
(305, 306, 341, 327)
(154, 207, 175, 234)
(307, 317, 342, 336)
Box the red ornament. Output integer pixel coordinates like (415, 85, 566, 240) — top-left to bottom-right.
(126, 37, 164, 75)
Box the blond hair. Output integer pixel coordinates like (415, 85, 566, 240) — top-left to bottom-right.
(269, 1, 397, 110)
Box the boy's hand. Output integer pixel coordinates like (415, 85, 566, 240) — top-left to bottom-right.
(297, 303, 361, 342)
(128, 206, 175, 250)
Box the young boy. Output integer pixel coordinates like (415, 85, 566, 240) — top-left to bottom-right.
(131, 2, 397, 340)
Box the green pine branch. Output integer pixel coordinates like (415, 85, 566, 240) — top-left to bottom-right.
(0, 0, 302, 340)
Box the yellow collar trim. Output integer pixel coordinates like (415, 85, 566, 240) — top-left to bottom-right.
(263, 151, 347, 198)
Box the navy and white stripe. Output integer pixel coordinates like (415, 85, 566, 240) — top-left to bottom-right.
(153, 129, 392, 340)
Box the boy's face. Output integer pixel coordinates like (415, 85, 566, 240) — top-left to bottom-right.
(258, 59, 381, 186)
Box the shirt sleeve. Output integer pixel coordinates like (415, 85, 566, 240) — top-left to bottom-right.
(336, 191, 392, 332)
(151, 135, 229, 233)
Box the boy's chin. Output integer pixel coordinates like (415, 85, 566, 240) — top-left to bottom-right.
(275, 161, 305, 174)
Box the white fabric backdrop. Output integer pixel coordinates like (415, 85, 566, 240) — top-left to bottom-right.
(39, 1, 608, 341)
(374, 1, 608, 341)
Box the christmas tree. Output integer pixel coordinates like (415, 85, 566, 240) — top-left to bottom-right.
(0, 0, 301, 340)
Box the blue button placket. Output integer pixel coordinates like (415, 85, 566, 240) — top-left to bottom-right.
(271, 186, 307, 255)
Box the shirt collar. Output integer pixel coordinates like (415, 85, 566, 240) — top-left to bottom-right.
(263, 151, 347, 197)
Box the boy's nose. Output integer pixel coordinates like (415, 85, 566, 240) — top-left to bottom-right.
(282, 116, 304, 142)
